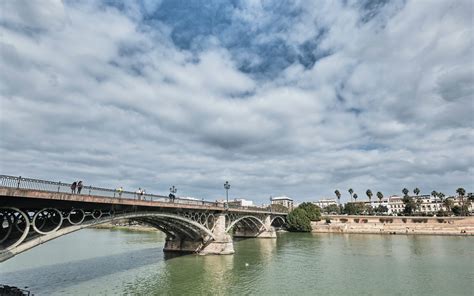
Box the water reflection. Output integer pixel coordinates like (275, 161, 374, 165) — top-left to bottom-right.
(1, 230, 473, 296)
(0, 247, 163, 294)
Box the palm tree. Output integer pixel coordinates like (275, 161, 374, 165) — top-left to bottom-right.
(414, 188, 420, 196)
(431, 190, 437, 200)
(437, 192, 445, 212)
(456, 187, 466, 216)
(366, 189, 373, 204)
(334, 190, 341, 204)
(437, 192, 445, 202)
(377, 191, 383, 204)
(402, 188, 409, 197)
(353, 193, 358, 202)
(348, 188, 354, 202)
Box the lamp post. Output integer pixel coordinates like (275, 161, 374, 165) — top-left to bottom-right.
(224, 181, 230, 204)
(169, 185, 177, 202)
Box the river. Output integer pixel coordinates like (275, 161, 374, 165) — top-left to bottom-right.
(0, 229, 473, 295)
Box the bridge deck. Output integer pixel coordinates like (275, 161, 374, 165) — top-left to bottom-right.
(0, 187, 286, 215)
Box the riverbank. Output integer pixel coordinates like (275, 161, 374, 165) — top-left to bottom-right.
(312, 215, 474, 236)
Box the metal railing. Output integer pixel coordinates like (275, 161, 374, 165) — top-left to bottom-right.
(0, 175, 281, 213)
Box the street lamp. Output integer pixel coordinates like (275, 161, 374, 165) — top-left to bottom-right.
(169, 185, 177, 202)
(224, 181, 230, 204)
(170, 185, 177, 195)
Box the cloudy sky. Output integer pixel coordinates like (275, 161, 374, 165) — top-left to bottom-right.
(0, 0, 472, 203)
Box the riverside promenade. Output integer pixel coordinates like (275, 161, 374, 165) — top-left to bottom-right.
(313, 215, 474, 236)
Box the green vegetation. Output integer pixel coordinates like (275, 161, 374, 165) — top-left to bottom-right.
(270, 204, 289, 213)
(334, 190, 341, 204)
(287, 202, 321, 232)
(348, 188, 354, 202)
(366, 189, 373, 202)
(323, 204, 340, 214)
(402, 195, 416, 215)
(343, 202, 365, 215)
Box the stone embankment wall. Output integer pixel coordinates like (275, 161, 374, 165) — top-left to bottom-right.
(312, 215, 474, 236)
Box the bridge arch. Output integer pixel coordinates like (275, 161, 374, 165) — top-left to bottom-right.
(0, 209, 217, 262)
(270, 216, 286, 226)
(225, 215, 267, 233)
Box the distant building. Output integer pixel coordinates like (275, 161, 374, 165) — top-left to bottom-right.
(313, 198, 337, 208)
(271, 196, 294, 210)
(227, 198, 254, 207)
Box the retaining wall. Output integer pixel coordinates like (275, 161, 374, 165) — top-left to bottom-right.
(312, 215, 474, 236)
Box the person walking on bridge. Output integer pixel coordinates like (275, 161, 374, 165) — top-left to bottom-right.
(71, 181, 77, 194)
(136, 188, 142, 200)
(117, 186, 123, 198)
(77, 181, 83, 194)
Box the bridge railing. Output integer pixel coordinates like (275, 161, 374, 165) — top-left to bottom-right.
(1, 175, 282, 211)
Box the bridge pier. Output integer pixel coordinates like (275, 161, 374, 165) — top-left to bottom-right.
(163, 214, 234, 255)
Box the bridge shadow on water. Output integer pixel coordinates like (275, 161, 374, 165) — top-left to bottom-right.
(0, 247, 191, 292)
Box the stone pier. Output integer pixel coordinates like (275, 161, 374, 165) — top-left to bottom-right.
(163, 214, 235, 255)
(234, 216, 277, 238)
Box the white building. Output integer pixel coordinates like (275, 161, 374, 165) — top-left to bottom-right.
(271, 196, 294, 210)
(313, 198, 338, 208)
(228, 198, 254, 207)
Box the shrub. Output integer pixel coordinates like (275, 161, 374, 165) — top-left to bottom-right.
(298, 202, 321, 221)
(354, 218, 360, 223)
(287, 208, 312, 232)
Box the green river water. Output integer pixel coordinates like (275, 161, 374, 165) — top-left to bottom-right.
(0, 229, 472, 295)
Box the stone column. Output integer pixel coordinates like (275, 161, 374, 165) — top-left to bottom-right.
(199, 214, 234, 255)
(256, 215, 277, 238)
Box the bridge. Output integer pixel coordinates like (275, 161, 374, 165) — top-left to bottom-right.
(0, 175, 287, 262)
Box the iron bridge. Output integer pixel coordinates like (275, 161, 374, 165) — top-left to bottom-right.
(0, 175, 287, 261)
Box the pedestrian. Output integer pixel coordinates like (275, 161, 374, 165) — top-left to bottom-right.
(141, 189, 146, 201)
(202, 198, 204, 205)
(117, 186, 123, 198)
(77, 181, 83, 194)
(71, 181, 77, 194)
(136, 188, 142, 200)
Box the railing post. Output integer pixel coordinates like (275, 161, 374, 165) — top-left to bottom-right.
(17, 176, 21, 189)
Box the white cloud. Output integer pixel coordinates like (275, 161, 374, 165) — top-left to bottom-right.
(0, 0, 472, 203)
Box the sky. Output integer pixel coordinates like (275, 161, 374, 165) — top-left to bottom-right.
(0, 0, 473, 204)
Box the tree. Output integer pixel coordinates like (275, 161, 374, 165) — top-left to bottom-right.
(298, 202, 321, 221)
(414, 188, 420, 196)
(366, 189, 373, 203)
(437, 192, 445, 202)
(375, 205, 388, 214)
(287, 208, 312, 232)
(443, 199, 454, 212)
(376, 191, 383, 204)
(343, 203, 365, 215)
(456, 188, 466, 216)
(402, 188, 409, 197)
(452, 205, 469, 216)
(348, 188, 354, 202)
(353, 193, 358, 202)
(334, 190, 341, 204)
(324, 204, 340, 214)
(431, 190, 438, 201)
(402, 196, 416, 215)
